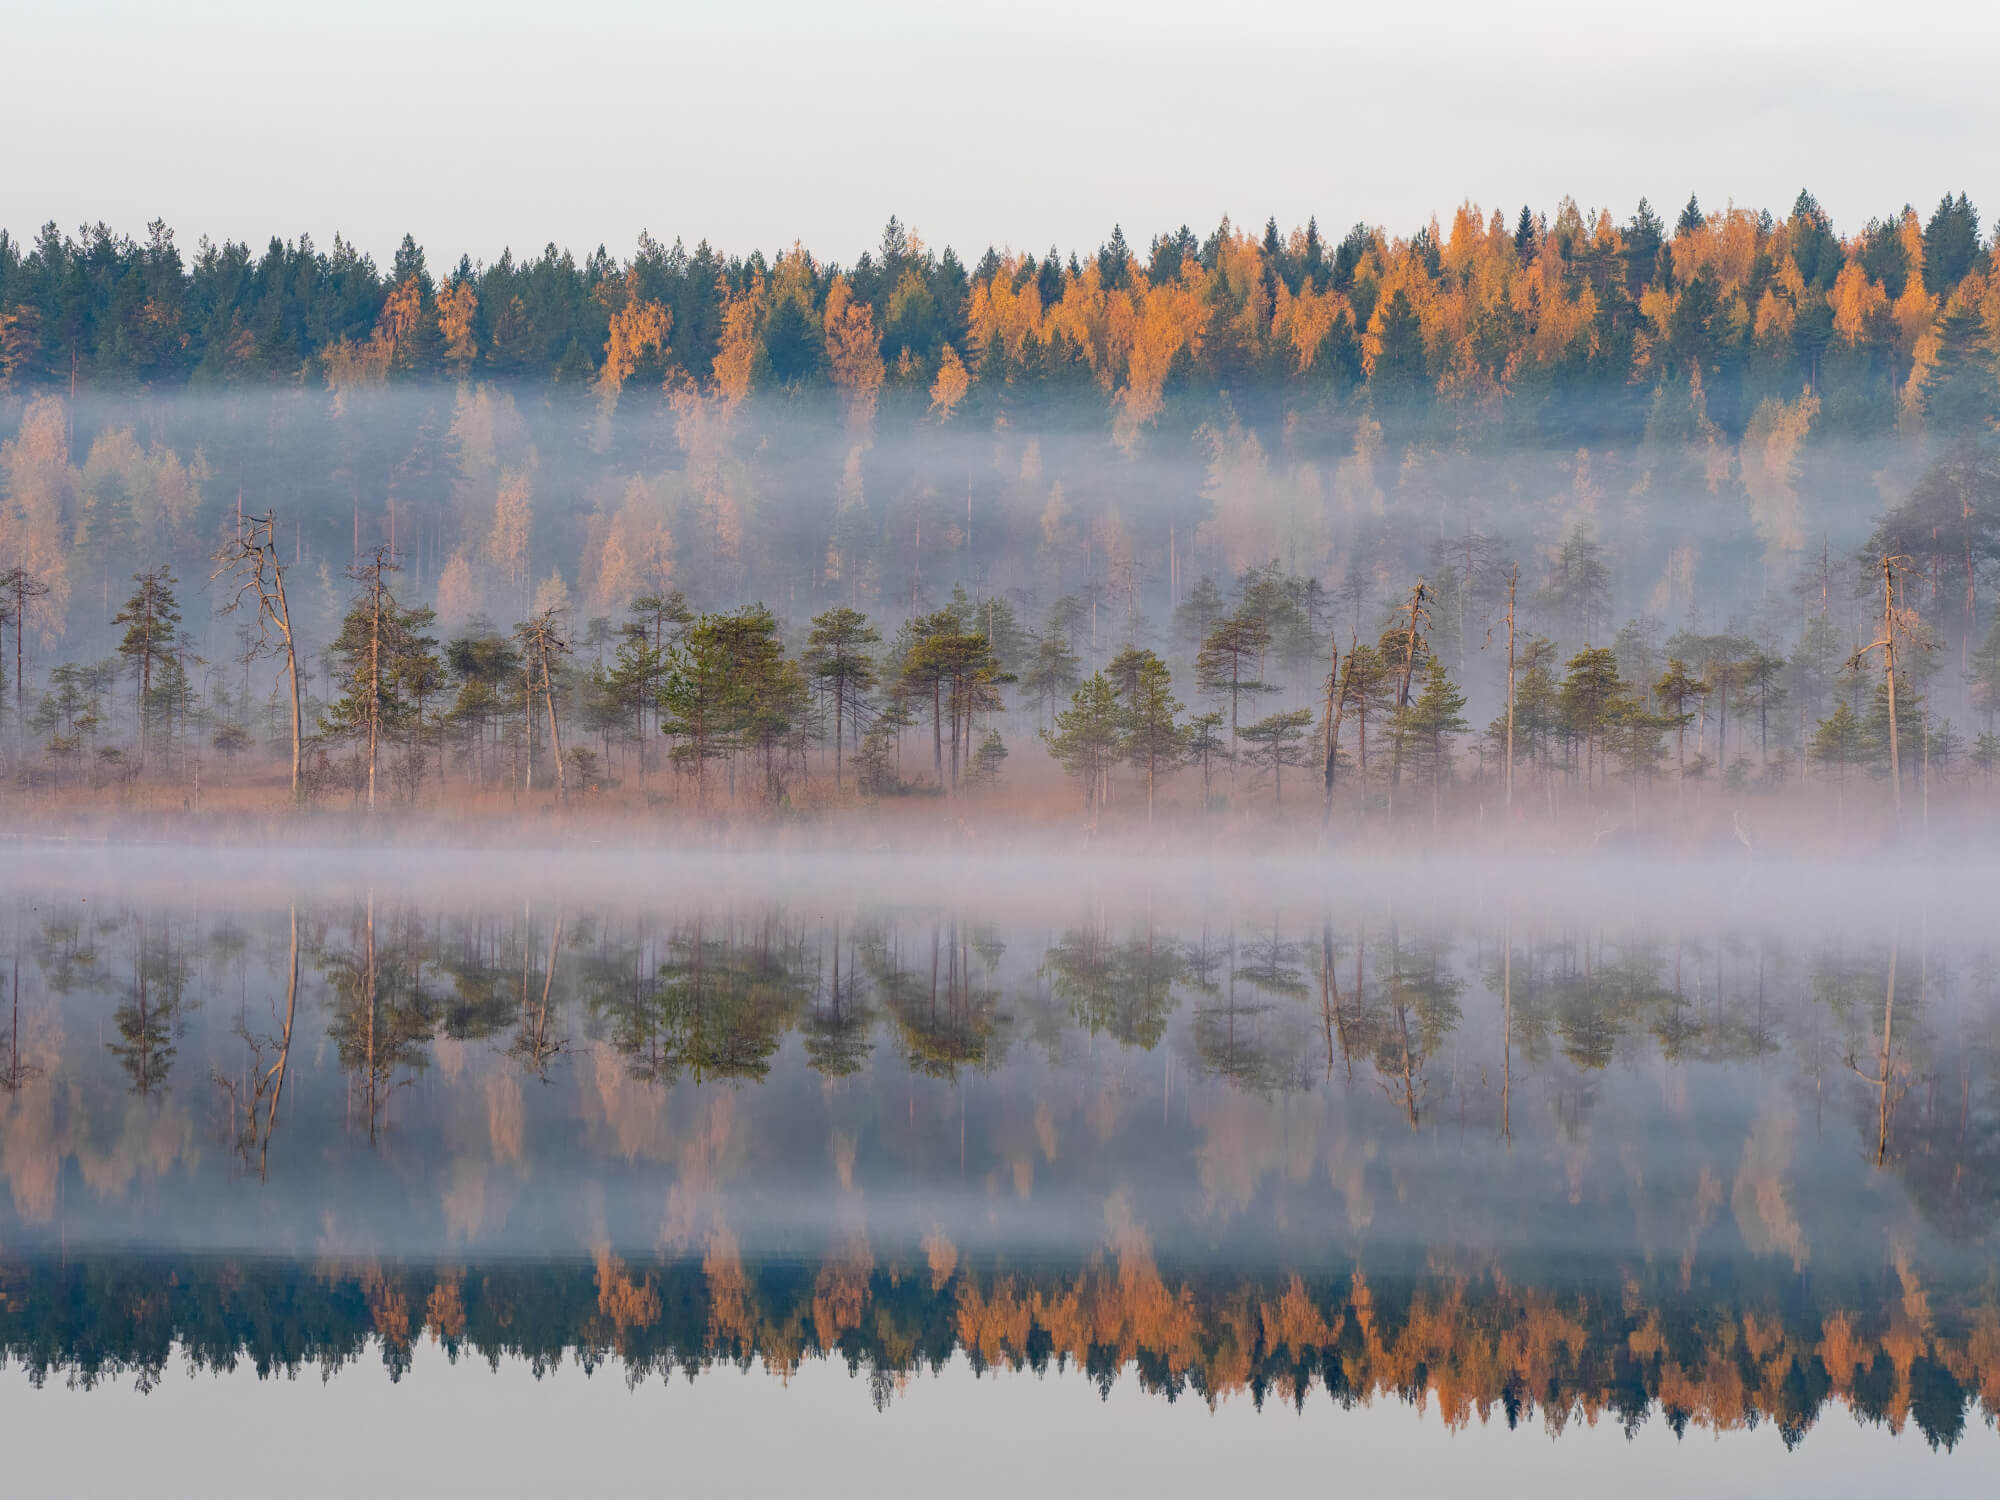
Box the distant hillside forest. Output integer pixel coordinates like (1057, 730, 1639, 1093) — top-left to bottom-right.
(1, 193, 1998, 825)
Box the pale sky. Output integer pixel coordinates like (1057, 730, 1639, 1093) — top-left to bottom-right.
(7, 0, 1998, 268)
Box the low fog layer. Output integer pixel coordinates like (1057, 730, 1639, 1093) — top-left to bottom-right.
(3, 845, 1998, 936)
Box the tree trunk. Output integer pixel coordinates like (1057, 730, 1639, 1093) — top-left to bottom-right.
(543, 646, 566, 803)
(1504, 569, 1516, 817)
(1320, 635, 1342, 833)
(367, 576, 381, 813)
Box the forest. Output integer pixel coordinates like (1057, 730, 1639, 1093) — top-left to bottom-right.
(2, 190, 1998, 839)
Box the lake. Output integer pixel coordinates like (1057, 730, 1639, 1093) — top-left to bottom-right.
(2, 847, 1996, 1495)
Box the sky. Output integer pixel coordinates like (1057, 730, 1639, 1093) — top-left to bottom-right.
(16, 1348, 2000, 1499)
(6, 0, 2000, 268)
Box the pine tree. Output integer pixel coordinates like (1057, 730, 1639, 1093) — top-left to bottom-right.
(1396, 656, 1468, 826)
(1195, 611, 1275, 759)
(321, 549, 424, 811)
(1115, 648, 1188, 824)
(1043, 673, 1122, 823)
(112, 567, 180, 769)
(1653, 658, 1704, 811)
(1811, 700, 1868, 816)
(1021, 631, 1081, 729)
(1559, 646, 1626, 803)
(804, 605, 880, 793)
(1240, 708, 1314, 806)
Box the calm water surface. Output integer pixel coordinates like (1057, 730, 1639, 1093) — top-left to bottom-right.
(2, 849, 1996, 1494)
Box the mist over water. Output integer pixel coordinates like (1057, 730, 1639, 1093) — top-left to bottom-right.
(3, 855, 1998, 1479)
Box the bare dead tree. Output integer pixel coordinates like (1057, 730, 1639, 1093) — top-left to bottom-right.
(1, 566, 52, 752)
(1504, 566, 1518, 818)
(1320, 631, 1360, 836)
(1848, 555, 1910, 828)
(214, 511, 305, 803)
(516, 609, 572, 804)
(1386, 578, 1431, 809)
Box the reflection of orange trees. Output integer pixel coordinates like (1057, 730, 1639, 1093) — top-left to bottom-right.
(590, 1249, 662, 1361)
(8, 1251, 2000, 1446)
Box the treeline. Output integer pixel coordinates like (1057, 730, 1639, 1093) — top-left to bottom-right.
(4, 1254, 1993, 1450)
(1, 195, 1990, 440)
(0, 193, 1993, 656)
(3, 192, 2000, 830)
(7, 531, 1998, 837)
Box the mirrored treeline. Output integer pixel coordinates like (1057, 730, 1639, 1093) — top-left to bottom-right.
(2, 882, 1997, 1448)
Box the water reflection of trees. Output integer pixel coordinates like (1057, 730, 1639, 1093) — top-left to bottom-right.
(320, 896, 440, 1138)
(5, 1250, 1998, 1452)
(1043, 922, 1182, 1051)
(108, 917, 191, 1095)
(862, 920, 1007, 1078)
(6, 896, 2000, 1244)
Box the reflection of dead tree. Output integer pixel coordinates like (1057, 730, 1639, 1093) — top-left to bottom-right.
(1390, 1000, 1419, 1129)
(1319, 920, 1355, 1083)
(1, 951, 42, 1094)
(363, 892, 378, 1137)
(213, 905, 299, 1177)
(1375, 923, 1420, 1130)
(512, 911, 567, 1078)
(1846, 937, 1907, 1166)
(1500, 917, 1513, 1145)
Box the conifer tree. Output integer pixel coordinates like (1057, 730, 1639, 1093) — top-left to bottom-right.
(1240, 708, 1314, 806)
(1115, 648, 1187, 824)
(112, 567, 180, 770)
(1195, 611, 1275, 762)
(1043, 673, 1121, 823)
(804, 605, 880, 792)
(1396, 656, 1467, 826)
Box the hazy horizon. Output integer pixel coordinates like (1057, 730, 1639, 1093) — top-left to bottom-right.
(7, 1, 1999, 264)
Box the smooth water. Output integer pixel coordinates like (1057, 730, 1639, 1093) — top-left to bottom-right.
(2, 848, 1996, 1494)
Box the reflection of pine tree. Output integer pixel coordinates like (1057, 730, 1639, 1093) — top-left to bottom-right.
(646, 917, 811, 1083)
(108, 921, 189, 1095)
(320, 900, 440, 1136)
(863, 921, 1004, 1079)
(803, 930, 875, 1079)
(1044, 924, 1185, 1052)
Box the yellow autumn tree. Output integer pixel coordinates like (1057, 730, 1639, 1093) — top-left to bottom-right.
(437, 281, 478, 372)
(597, 286, 671, 408)
(1115, 276, 1206, 446)
(711, 270, 767, 405)
(823, 276, 885, 435)
(488, 464, 534, 598)
(1827, 260, 1889, 345)
(0, 396, 75, 639)
(928, 343, 969, 421)
(585, 475, 674, 614)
